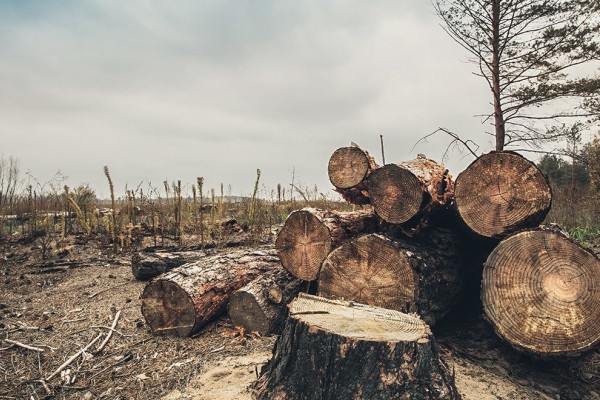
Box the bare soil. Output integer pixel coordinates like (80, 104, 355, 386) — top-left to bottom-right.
(1, 235, 599, 400)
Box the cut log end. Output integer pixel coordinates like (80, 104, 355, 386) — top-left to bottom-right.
(368, 164, 425, 224)
(253, 294, 460, 400)
(482, 229, 600, 356)
(455, 151, 552, 238)
(229, 291, 271, 334)
(141, 280, 196, 337)
(328, 146, 372, 189)
(275, 209, 332, 281)
(318, 234, 417, 313)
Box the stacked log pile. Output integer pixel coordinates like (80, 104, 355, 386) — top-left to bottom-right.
(137, 142, 600, 399)
(274, 143, 600, 358)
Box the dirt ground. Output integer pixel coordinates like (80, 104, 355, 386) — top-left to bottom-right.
(1, 235, 599, 400)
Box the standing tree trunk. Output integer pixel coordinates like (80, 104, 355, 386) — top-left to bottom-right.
(228, 266, 304, 335)
(367, 156, 454, 227)
(328, 144, 379, 205)
(482, 227, 600, 356)
(252, 294, 460, 400)
(275, 208, 380, 281)
(318, 233, 463, 326)
(141, 247, 280, 337)
(455, 151, 552, 239)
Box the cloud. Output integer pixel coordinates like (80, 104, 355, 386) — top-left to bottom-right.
(0, 0, 491, 197)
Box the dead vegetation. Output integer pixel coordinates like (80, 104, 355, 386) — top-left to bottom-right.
(1, 226, 600, 399)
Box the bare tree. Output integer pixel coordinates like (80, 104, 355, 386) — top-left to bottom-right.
(434, 0, 600, 151)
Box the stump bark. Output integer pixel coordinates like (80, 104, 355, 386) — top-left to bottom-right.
(367, 157, 454, 226)
(328, 145, 379, 205)
(275, 208, 380, 281)
(140, 247, 279, 336)
(455, 151, 552, 238)
(318, 233, 463, 326)
(252, 293, 460, 400)
(228, 266, 304, 335)
(482, 227, 600, 356)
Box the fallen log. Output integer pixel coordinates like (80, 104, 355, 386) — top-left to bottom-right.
(252, 293, 460, 400)
(482, 227, 600, 356)
(132, 249, 214, 281)
(275, 208, 380, 281)
(318, 233, 463, 326)
(455, 151, 552, 238)
(327, 144, 379, 205)
(367, 156, 454, 226)
(140, 247, 279, 337)
(228, 267, 304, 335)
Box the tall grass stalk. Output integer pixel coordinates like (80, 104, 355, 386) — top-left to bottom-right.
(62, 186, 91, 235)
(197, 177, 204, 248)
(104, 166, 117, 252)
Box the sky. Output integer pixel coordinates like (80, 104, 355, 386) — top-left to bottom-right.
(0, 0, 497, 199)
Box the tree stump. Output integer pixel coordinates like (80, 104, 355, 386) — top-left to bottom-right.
(318, 233, 463, 326)
(328, 145, 379, 205)
(455, 151, 552, 238)
(228, 266, 304, 335)
(367, 157, 454, 226)
(252, 293, 460, 400)
(275, 208, 380, 281)
(140, 247, 279, 336)
(482, 228, 600, 355)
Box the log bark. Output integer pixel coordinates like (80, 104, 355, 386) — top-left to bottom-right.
(275, 208, 380, 281)
(328, 145, 379, 205)
(367, 156, 454, 226)
(455, 151, 552, 238)
(228, 267, 304, 335)
(252, 293, 460, 400)
(140, 247, 280, 337)
(318, 233, 463, 326)
(132, 249, 215, 280)
(482, 227, 600, 356)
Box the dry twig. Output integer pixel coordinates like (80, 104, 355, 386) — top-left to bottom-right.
(3, 339, 45, 353)
(95, 310, 121, 354)
(45, 333, 103, 381)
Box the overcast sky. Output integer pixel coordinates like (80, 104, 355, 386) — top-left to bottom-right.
(1, 0, 496, 198)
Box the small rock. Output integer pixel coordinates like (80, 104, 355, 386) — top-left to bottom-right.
(108, 274, 116, 279)
(83, 391, 93, 400)
(581, 372, 594, 381)
(589, 391, 600, 400)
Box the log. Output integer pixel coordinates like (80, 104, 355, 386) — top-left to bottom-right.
(327, 145, 379, 205)
(482, 227, 600, 356)
(275, 208, 380, 281)
(367, 156, 454, 225)
(140, 247, 280, 336)
(318, 233, 463, 326)
(132, 249, 214, 280)
(455, 151, 552, 238)
(252, 293, 460, 400)
(228, 266, 304, 335)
